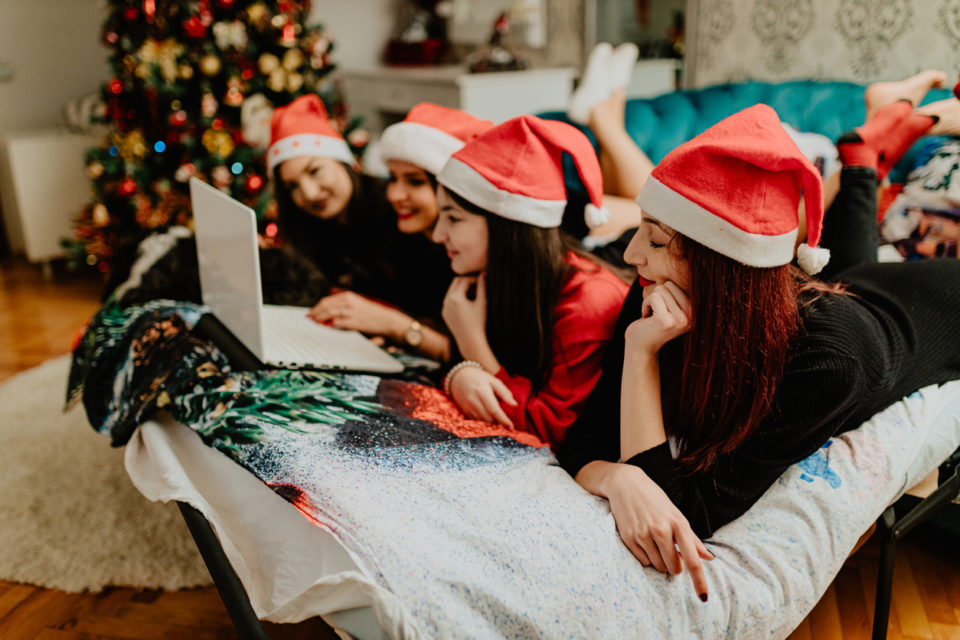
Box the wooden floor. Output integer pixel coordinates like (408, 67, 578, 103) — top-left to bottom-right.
(0, 255, 958, 639)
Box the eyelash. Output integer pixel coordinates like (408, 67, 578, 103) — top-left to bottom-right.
(649, 240, 666, 249)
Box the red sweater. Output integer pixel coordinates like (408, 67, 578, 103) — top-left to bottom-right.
(495, 252, 628, 449)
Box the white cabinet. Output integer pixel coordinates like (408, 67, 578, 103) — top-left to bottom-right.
(0, 128, 96, 265)
(339, 66, 576, 132)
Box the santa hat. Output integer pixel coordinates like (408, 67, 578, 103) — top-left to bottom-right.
(636, 104, 830, 274)
(437, 115, 609, 229)
(379, 103, 494, 176)
(267, 94, 355, 174)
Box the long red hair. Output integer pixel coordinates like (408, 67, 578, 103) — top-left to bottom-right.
(670, 235, 802, 474)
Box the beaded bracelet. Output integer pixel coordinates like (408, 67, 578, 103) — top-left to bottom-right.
(443, 360, 484, 396)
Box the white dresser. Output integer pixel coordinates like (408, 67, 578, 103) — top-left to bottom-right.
(0, 128, 96, 269)
(339, 66, 576, 132)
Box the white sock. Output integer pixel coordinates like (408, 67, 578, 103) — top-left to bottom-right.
(569, 42, 613, 125)
(608, 42, 639, 91)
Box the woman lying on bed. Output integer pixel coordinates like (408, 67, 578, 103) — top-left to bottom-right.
(432, 115, 630, 447)
(556, 95, 960, 601)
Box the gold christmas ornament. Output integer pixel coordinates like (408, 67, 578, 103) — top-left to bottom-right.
(246, 3, 269, 28)
(179, 64, 194, 80)
(286, 72, 303, 92)
(86, 161, 104, 180)
(258, 53, 280, 74)
(112, 130, 148, 161)
(200, 54, 222, 76)
(268, 68, 286, 92)
(92, 204, 110, 227)
(282, 48, 303, 71)
(202, 129, 235, 158)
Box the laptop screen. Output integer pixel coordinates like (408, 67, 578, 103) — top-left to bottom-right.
(190, 177, 266, 359)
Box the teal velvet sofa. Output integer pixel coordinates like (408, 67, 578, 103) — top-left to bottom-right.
(543, 79, 953, 184)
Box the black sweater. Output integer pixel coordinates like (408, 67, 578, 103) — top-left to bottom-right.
(557, 258, 960, 538)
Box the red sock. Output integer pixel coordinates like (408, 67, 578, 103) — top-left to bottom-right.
(837, 100, 936, 180)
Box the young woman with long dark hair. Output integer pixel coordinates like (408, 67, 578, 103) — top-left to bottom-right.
(557, 99, 960, 601)
(433, 115, 630, 447)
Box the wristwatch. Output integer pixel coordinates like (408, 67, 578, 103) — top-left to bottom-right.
(403, 320, 423, 347)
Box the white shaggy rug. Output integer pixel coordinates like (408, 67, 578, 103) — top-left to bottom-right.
(0, 355, 212, 592)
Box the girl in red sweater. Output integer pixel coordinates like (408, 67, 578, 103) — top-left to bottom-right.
(433, 115, 630, 448)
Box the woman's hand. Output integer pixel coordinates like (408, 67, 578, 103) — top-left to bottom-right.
(448, 365, 517, 428)
(599, 462, 713, 599)
(307, 290, 407, 339)
(625, 281, 692, 354)
(442, 275, 487, 343)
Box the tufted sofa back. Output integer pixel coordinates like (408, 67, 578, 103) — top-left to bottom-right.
(542, 79, 952, 184)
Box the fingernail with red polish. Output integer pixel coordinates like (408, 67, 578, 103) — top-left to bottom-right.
(699, 593, 708, 603)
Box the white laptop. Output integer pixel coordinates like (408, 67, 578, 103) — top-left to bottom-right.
(189, 177, 404, 374)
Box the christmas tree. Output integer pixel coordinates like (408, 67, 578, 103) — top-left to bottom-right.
(70, 0, 366, 273)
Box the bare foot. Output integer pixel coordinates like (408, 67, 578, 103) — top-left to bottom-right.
(588, 88, 627, 141)
(865, 70, 948, 119)
(918, 98, 960, 136)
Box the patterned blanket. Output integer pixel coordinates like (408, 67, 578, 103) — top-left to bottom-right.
(69, 301, 960, 639)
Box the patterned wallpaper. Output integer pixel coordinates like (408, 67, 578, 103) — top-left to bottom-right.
(686, 0, 960, 88)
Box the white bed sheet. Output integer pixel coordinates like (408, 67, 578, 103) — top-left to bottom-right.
(125, 382, 960, 639)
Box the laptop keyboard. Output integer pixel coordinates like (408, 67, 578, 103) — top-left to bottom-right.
(262, 306, 344, 366)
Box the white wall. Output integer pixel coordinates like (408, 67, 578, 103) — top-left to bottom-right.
(0, 0, 109, 131)
(310, 0, 399, 70)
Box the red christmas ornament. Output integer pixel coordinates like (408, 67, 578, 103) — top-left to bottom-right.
(170, 110, 188, 126)
(281, 23, 296, 44)
(104, 31, 119, 45)
(144, 0, 156, 21)
(124, 7, 139, 21)
(108, 79, 124, 95)
(247, 175, 264, 192)
(217, 0, 236, 7)
(211, 118, 224, 130)
(184, 16, 207, 38)
(241, 68, 254, 80)
(118, 178, 137, 196)
(265, 222, 278, 238)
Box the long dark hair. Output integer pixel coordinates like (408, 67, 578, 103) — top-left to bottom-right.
(446, 189, 575, 388)
(668, 234, 848, 474)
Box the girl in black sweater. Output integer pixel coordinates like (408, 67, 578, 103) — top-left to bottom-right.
(557, 97, 960, 601)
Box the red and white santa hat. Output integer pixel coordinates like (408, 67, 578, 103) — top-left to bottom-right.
(636, 104, 830, 274)
(267, 94, 355, 174)
(437, 114, 609, 229)
(379, 103, 494, 176)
